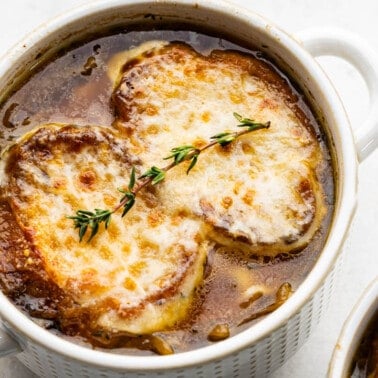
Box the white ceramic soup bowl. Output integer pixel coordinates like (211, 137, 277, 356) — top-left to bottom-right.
(0, 1, 377, 377)
(328, 278, 378, 377)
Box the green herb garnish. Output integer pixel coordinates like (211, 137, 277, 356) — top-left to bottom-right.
(68, 113, 270, 242)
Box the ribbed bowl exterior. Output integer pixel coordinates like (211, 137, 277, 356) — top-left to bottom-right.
(12, 248, 345, 378)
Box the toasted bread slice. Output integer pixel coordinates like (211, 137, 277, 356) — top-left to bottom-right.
(112, 42, 326, 256)
(0, 124, 207, 334)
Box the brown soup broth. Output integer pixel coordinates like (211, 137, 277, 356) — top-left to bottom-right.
(0, 28, 335, 354)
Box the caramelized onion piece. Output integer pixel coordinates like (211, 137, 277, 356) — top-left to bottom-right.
(208, 323, 230, 341)
(276, 282, 292, 302)
(238, 282, 293, 326)
(239, 291, 263, 309)
(150, 335, 174, 355)
(81, 56, 97, 76)
(90, 330, 174, 355)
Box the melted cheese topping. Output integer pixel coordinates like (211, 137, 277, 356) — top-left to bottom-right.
(0, 42, 328, 337)
(112, 42, 326, 255)
(1, 125, 207, 334)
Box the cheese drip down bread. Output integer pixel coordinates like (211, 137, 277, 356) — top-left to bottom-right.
(112, 42, 327, 256)
(0, 125, 208, 334)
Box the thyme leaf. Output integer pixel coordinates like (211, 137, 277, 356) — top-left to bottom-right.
(140, 166, 166, 185)
(128, 166, 136, 190)
(186, 153, 199, 174)
(164, 145, 199, 165)
(67, 209, 112, 242)
(210, 132, 236, 147)
(117, 189, 136, 217)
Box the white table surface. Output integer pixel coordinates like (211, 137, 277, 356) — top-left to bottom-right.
(0, 1, 377, 377)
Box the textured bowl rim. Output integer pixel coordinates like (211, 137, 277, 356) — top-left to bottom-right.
(0, 0, 358, 371)
(328, 278, 378, 377)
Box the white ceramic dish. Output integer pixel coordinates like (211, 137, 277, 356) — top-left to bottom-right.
(0, 1, 377, 377)
(329, 278, 378, 377)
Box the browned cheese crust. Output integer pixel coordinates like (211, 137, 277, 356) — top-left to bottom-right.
(112, 42, 326, 256)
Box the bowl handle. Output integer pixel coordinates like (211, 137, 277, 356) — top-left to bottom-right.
(297, 28, 378, 162)
(0, 326, 21, 357)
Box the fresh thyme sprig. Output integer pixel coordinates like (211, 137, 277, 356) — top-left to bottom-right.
(68, 113, 270, 242)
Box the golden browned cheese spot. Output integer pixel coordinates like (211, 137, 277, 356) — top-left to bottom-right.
(146, 104, 159, 116)
(99, 245, 113, 260)
(78, 169, 97, 190)
(107, 223, 121, 240)
(122, 244, 131, 255)
(201, 111, 211, 122)
(229, 92, 243, 104)
(128, 261, 147, 277)
(138, 239, 159, 258)
(221, 196, 233, 209)
(123, 277, 137, 291)
(53, 177, 66, 189)
(233, 182, 242, 195)
(193, 138, 207, 149)
(241, 142, 255, 154)
(147, 124, 159, 134)
(147, 209, 165, 227)
(103, 193, 117, 207)
(64, 235, 76, 250)
(170, 209, 189, 226)
(242, 190, 255, 206)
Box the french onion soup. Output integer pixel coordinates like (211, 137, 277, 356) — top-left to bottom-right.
(0, 29, 334, 355)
